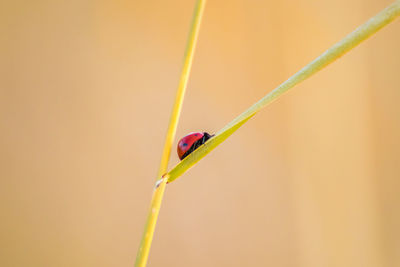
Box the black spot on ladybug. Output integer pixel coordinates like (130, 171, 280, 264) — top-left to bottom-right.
(183, 143, 188, 147)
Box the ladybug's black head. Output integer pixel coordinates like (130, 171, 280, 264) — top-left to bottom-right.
(202, 132, 213, 141)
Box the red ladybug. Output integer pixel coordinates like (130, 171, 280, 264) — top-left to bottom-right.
(177, 132, 213, 160)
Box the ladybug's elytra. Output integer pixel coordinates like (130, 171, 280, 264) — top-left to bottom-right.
(177, 132, 213, 160)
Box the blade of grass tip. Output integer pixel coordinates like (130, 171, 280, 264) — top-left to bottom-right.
(134, 1, 206, 267)
(167, 0, 400, 183)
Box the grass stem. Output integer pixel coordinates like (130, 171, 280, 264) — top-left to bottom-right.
(134, 1, 206, 266)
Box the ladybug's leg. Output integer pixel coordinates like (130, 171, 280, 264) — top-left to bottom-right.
(189, 140, 202, 152)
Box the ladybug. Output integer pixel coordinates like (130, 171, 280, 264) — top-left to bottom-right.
(177, 132, 214, 160)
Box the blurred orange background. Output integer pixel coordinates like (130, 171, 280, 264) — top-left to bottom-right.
(1, 0, 400, 266)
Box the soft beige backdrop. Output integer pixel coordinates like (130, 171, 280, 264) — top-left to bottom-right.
(1, 0, 399, 266)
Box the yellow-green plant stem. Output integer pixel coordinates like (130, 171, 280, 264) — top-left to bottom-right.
(135, 1, 206, 266)
(134, 176, 168, 267)
(167, 0, 400, 183)
(157, 0, 206, 179)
